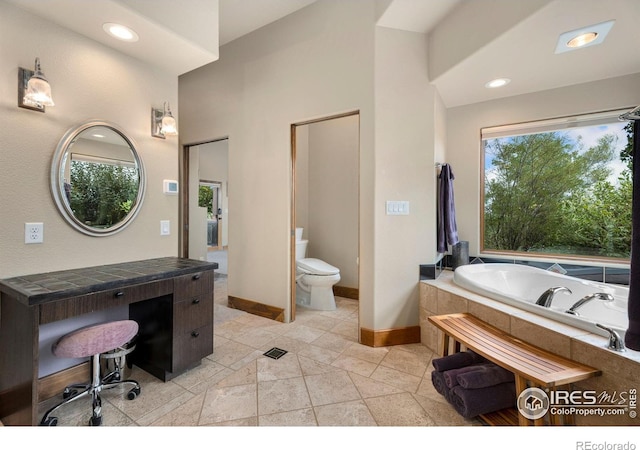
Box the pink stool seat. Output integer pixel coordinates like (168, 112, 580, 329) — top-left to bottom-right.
(53, 320, 139, 359)
(41, 319, 141, 426)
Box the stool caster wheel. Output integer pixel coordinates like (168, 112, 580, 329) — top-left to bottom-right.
(89, 415, 103, 426)
(63, 388, 77, 399)
(127, 386, 141, 400)
(40, 417, 58, 426)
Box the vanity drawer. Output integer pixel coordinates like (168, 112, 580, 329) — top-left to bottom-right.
(39, 279, 173, 324)
(173, 270, 213, 301)
(173, 294, 213, 334)
(173, 323, 213, 372)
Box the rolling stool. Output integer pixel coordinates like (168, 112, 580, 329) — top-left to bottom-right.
(40, 320, 141, 426)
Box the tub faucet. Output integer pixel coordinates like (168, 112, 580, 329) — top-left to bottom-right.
(535, 286, 572, 307)
(596, 324, 626, 352)
(566, 293, 614, 316)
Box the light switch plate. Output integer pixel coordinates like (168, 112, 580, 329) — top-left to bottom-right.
(386, 201, 410, 215)
(160, 220, 170, 235)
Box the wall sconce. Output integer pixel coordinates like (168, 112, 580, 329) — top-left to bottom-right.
(18, 57, 55, 112)
(151, 102, 178, 138)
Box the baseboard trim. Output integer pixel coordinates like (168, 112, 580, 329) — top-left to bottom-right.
(38, 362, 90, 402)
(333, 286, 359, 300)
(227, 296, 285, 322)
(360, 326, 421, 347)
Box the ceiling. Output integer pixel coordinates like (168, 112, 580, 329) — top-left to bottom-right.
(7, 0, 640, 108)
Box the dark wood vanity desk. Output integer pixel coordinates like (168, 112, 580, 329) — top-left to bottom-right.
(0, 257, 217, 426)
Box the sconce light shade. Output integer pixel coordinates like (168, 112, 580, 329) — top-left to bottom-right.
(152, 102, 178, 138)
(161, 103, 178, 135)
(19, 57, 54, 112)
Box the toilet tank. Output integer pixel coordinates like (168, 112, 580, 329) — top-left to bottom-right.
(295, 239, 308, 260)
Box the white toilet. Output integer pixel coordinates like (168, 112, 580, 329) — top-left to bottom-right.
(295, 228, 340, 310)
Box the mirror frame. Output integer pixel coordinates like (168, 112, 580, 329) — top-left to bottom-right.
(50, 120, 146, 237)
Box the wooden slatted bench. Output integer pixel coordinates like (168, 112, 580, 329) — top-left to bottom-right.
(428, 312, 602, 426)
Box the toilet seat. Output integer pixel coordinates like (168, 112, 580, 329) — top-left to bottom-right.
(297, 258, 339, 276)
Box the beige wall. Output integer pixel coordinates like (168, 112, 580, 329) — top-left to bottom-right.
(447, 72, 640, 260)
(179, 0, 377, 324)
(179, 1, 443, 330)
(0, 2, 179, 278)
(373, 26, 443, 329)
(300, 115, 359, 290)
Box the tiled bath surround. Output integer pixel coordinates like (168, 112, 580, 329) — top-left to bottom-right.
(421, 256, 630, 285)
(420, 271, 640, 426)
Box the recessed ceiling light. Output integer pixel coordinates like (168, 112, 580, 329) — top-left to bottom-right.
(555, 20, 614, 54)
(485, 78, 511, 89)
(567, 32, 598, 48)
(92, 134, 105, 138)
(103, 23, 139, 42)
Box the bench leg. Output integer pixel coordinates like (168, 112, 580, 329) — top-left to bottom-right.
(515, 376, 533, 426)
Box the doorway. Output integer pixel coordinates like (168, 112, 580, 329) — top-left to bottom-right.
(290, 111, 360, 321)
(199, 181, 223, 250)
(181, 138, 229, 275)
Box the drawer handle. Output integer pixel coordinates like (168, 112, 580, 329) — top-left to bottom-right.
(192, 298, 200, 304)
(114, 291, 124, 298)
(192, 274, 201, 280)
(191, 331, 200, 338)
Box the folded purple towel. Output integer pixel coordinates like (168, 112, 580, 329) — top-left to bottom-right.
(431, 370, 451, 402)
(450, 382, 516, 419)
(456, 363, 514, 389)
(432, 350, 485, 372)
(443, 364, 488, 388)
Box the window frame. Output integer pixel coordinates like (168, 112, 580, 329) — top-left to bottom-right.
(479, 108, 633, 264)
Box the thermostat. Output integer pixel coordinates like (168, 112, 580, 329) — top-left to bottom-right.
(163, 180, 179, 195)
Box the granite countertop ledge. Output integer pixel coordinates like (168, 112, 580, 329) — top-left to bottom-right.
(0, 257, 218, 306)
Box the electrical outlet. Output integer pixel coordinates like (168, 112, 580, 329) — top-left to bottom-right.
(25, 222, 43, 244)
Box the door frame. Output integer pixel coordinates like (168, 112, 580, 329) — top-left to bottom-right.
(290, 110, 360, 321)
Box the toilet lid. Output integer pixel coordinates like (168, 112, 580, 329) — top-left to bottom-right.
(297, 258, 340, 275)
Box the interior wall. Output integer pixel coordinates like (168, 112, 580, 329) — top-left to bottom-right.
(0, 2, 179, 278)
(179, 0, 376, 324)
(304, 115, 359, 290)
(447, 72, 640, 259)
(373, 26, 441, 329)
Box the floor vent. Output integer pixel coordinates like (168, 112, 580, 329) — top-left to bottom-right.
(263, 347, 287, 360)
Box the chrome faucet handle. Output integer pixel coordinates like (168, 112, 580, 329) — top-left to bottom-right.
(535, 286, 572, 307)
(596, 324, 626, 352)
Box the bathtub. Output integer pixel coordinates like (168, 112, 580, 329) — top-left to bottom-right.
(452, 263, 628, 339)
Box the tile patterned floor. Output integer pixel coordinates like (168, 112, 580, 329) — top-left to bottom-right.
(38, 275, 481, 427)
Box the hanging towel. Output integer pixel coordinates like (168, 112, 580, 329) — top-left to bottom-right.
(437, 163, 459, 253)
(626, 119, 640, 351)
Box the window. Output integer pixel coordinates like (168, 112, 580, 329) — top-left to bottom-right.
(481, 110, 633, 261)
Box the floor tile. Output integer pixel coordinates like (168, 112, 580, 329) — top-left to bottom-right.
(305, 370, 361, 406)
(257, 377, 312, 415)
(365, 392, 436, 426)
(36, 276, 488, 428)
(258, 408, 317, 426)
(314, 400, 377, 426)
(200, 383, 257, 424)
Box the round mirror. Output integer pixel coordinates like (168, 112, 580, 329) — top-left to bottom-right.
(51, 120, 146, 236)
